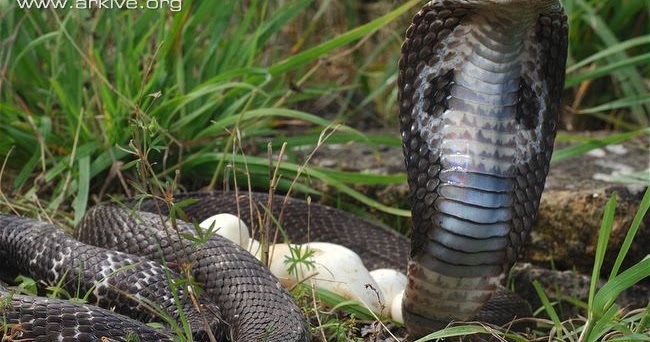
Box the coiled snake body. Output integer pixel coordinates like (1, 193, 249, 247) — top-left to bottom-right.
(0, 0, 567, 340)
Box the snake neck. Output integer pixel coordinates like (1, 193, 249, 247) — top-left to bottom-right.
(399, 0, 567, 337)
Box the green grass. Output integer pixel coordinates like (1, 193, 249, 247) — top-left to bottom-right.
(0, 0, 421, 224)
(0, 0, 649, 341)
(562, 0, 650, 129)
(0, 0, 648, 218)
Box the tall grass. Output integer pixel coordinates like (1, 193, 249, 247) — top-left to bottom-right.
(0, 0, 420, 223)
(563, 0, 650, 129)
(1, 0, 648, 220)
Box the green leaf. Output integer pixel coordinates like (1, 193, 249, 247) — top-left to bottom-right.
(415, 325, 528, 342)
(607, 334, 650, 342)
(588, 193, 617, 314)
(551, 129, 649, 162)
(310, 285, 376, 321)
(609, 187, 650, 279)
(533, 280, 563, 339)
(565, 51, 650, 88)
(73, 156, 90, 225)
(594, 256, 650, 316)
(567, 34, 650, 73)
(586, 304, 621, 342)
(14, 275, 38, 296)
(577, 95, 650, 115)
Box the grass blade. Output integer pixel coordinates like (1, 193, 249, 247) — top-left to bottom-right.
(565, 52, 650, 88)
(577, 95, 650, 115)
(594, 256, 650, 317)
(551, 129, 649, 162)
(533, 280, 563, 339)
(72, 156, 90, 225)
(567, 34, 650, 73)
(587, 193, 617, 314)
(609, 187, 650, 279)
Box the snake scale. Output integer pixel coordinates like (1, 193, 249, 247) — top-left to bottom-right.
(0, 0, 568, 340)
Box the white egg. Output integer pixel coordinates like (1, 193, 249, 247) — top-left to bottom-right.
(247, 239, 290, 263)
(199, 214, 250, 248)
(390, 290, 404, 323)
(270, 242, 386, 314)
(247, 239, 262, 260)
(369, 269, 407, 309)
(266, 243, 298, 287)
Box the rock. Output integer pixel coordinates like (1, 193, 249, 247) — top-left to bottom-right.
(529, 132, 649, 277)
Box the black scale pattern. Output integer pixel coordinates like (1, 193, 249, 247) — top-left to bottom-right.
(78, 203, 309, 342)
(0, 215, 222, 341)
(398, 1, 468, 259)
(397, 0, 568, 337)
(508, 9, 569, 269)
(1, 282, 174, 342)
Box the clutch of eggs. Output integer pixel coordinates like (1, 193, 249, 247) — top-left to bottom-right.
(200, 213, 406, 322)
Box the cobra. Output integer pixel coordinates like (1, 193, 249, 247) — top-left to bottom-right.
(397, 0, 567, 337)
(0, 0, 568, 340)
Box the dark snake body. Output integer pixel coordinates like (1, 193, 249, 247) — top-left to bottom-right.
(1, 201, 308, 342)
(0, 282, 175, 342)
(0, 0, 568, 340)
(0, 214, 224, 341)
